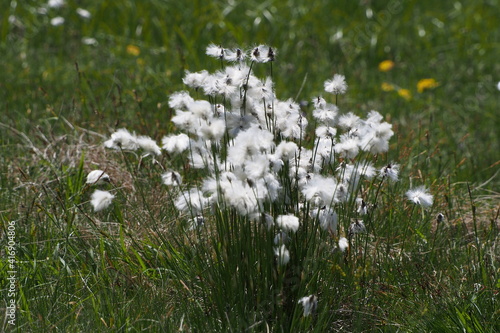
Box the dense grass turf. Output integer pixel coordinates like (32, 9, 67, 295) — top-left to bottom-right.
(1, 0, 499, 332)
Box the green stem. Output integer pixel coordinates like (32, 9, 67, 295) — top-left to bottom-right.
(241, 61, 255, 116)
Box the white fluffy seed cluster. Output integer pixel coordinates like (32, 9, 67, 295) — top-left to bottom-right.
(104, 128, 161, 157)
(97, 45, 434, 230)
(167, 45, 397, 223)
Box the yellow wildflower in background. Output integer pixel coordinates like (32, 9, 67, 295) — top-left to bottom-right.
(397, 88, 412, 101)
(417, 78, 439, 93)
(126, 44, 141, 56)
(381, 82, 395, 91)
(378, 60, 395, 72)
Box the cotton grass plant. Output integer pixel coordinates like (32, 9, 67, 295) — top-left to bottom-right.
(93, 44, 451, 331)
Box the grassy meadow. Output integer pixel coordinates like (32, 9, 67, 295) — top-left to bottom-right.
(1, 0, 499, 332)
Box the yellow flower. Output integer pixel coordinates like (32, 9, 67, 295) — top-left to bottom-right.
(378, 60, 395, 72)
(397, 88, 412, 101)
(381, 82, 395, 92)
(126, 44, 140, 56)
(417, 78, 439, 93)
